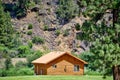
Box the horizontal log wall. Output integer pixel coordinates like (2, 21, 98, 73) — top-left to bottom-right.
(46, 54, 84, 75)
(34, 64, 47, 75)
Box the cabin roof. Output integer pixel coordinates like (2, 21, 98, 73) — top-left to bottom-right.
(32, 51, 87, 64)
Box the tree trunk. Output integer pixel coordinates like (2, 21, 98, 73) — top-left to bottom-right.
(113, 9, 119, 27)
(113, 65, 120, 80)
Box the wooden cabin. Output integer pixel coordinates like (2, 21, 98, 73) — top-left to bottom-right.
(32, 51, 87, 75)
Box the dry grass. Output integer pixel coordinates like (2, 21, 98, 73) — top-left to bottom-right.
(0, 58, 27, 68)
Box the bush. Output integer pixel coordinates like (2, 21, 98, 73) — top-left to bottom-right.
(33, 0, 41, 4)
(28, 24, 33, 29)
(5, 57, 13, 70)
(15, 61, 27, 68)
(58, 41, 61, 46)
(63, 29, 69, 36)
(6, 68, 17, 76)
(18, 45, 32, 57)
(76, 34, 81, 40)
(28, 41, 33, 48)
(85, 69, 102, 75)
(0, 67, 34, 76)
(16, 9, 27, 19)
(0, 69, 7, 77)
(32, 36, 45, 44)
(17, 68, 34, 75)
(55, 29, 61, 36)
(43, 25, 49, 31)
(56, 0, 79, 24)
(27, 1, 36, 9)
(27, 30, 32, 35)
(27, 50, 43, 67)
(75, 23, 80, 30)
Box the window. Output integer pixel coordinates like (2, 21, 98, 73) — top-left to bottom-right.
(74, 65, 79, 72)
(52, 64, 57, 68)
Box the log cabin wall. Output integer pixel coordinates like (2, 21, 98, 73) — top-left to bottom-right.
(46, 54, 84, 75)
(34, 64, 47, 75)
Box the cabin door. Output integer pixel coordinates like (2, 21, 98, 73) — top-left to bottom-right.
(40, 69, 43, 75)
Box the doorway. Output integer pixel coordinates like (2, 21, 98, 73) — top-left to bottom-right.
(40, 69, 43, 75)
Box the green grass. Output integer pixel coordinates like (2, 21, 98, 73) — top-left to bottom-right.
(0, 75, 112, 80)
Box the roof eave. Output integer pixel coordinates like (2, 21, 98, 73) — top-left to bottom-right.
(32, 62, 46, 64)
(65, 52, 88, 64)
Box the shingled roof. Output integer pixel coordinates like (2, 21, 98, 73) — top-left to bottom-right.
(32, 51, 87, 64)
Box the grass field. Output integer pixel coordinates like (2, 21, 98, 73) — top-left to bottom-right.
(0, 75, 112, 80)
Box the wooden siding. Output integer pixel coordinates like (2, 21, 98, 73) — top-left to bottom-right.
(34, 64, 47, 75)
(46, 54, 84, 75)
(33, 54, 85, 75)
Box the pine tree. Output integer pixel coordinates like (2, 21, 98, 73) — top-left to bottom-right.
(0, 1, 14, 48)
(77, 0, 120, 79)
(57, 0, 79, 24)
(16, 0, 30, 18)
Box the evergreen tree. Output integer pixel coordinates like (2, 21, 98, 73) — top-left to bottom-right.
(57, 0, 79, 24)
(0, 1, 21, 59)
(4, 57, 13, 70)
(0, 1, 14, 48)
(16, 0, 30, 18)
(77, 0, 120, 79)
(80, 21, 120, 77)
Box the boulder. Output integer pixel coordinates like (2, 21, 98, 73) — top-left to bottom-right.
(38, 10, 46, 16)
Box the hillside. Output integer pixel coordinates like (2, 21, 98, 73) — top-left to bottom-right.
(3, 0, 89, 54)
(1, 0, 113, 54)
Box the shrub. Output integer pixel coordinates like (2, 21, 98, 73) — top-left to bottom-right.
(63, 29, 69, 36)
(85, 69, 102, 75)
(27, 30, 32, 35)
(32, 36, 45, 44)
(75, 23, 80, 30)
(55, 29, 61, 36)
(15, 61, 27, 68)
(18, 45, 32, 57)
(27, 1, 36, 9)
(28, 24, 33, 29)
(4, 57, 13, 70)
(0, 67, 34, 76)
(0, 69, 7, 77)
(28, 41, 33, 48)
(17, 68, 34, 75)
(37, 18, 41, 23)
(27, 50, 43, 67)
(6, 68, 17, 76)
(56, 0, 79, 24)
(33, 0, 41, 4)
(58, 41, 61, 46)
(76, 34, 81, 40)
(16, 9, 27, 19)
(43, 25, 49, 31)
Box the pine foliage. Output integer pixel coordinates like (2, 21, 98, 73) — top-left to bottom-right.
(0, 1, 14, 48)
(78, 0, 120, 76)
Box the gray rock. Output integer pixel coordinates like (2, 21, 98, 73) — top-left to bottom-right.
(38, 10, 46, 16)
